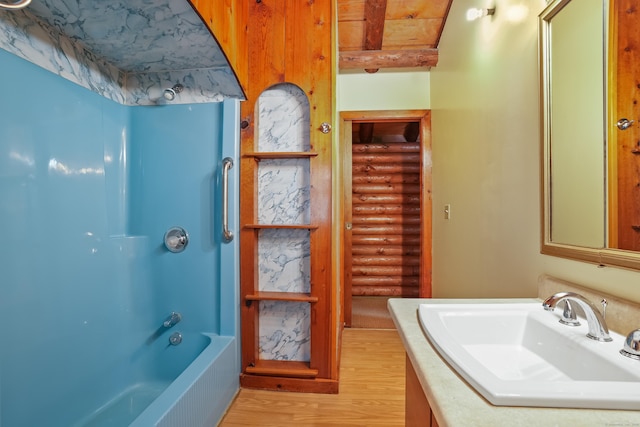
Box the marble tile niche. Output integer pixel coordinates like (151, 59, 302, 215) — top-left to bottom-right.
(256, 83, 312, 362)
(258, 229, 311, 294)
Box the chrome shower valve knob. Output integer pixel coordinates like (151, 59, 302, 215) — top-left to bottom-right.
(164, 227, 189, 253)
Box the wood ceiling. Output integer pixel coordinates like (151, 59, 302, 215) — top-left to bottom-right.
(338, 0, 453, 72)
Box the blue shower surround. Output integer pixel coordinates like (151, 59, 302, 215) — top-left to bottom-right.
(0, 47, 240, 426)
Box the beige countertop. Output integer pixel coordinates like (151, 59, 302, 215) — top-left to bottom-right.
(388, 298, 640, 427)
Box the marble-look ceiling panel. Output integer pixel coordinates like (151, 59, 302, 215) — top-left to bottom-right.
(25, 0, 228, 73)
(0, 0, 244, 104)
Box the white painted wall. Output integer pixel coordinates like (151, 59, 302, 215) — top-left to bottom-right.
(430, 0, 543, 298)
(337, 69, 430, 111)
(431, 0, 640, 303)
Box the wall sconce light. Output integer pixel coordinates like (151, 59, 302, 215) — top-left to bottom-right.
(466, 7, 495, 21)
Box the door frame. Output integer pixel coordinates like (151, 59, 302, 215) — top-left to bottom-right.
(339, 110, 432, 327)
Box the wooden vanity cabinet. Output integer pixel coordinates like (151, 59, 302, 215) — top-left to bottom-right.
(406, 354, 439, 427)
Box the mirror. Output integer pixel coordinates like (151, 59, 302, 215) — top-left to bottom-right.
(541, 0, 640, 269)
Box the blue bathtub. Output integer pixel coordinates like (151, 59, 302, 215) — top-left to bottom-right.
(0, 45, 241, 426)
(75, 334, 237, 427)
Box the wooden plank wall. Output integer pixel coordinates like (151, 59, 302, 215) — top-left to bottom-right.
(611, 0, 640, 251)
(237, 0, 338, 392)
(190, 0, 248, 94)
(351, 139, 421, 297)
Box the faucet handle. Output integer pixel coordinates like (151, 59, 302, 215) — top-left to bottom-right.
(600, 298, 607, 319)
(620, 329, 640, 360)
(559, 300, 581, 326)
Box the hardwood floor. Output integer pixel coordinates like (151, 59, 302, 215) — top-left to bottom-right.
(219, 329, 405, 426)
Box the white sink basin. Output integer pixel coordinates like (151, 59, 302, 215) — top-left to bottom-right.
(418, 301, 640, 410)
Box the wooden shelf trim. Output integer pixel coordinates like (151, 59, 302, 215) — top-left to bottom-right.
(244, 224, 319, 230)
(239, 374, 338, 393)
(245, 360, 319, 378)
(245, 291, 319, 303)
(244, 151, 318, 159)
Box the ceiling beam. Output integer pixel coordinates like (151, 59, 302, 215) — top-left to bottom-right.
(339, 48, 439, 70)
(363, 0, 388, 73)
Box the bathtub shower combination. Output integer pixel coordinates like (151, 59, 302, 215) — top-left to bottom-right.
(0, 1, 243, 426)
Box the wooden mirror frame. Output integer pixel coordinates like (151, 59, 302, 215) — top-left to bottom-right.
(540, 0, 640, 271)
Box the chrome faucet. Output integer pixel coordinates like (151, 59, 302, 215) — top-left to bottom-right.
(542, 292, 612, 342)
(163, 311, 182, 328)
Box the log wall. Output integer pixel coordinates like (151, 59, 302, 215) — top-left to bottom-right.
(351, 141, 421, 296)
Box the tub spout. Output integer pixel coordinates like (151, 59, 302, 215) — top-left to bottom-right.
(163, 312, 182, 328)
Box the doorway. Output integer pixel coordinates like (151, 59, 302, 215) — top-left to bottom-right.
(340, 110, 432, 327)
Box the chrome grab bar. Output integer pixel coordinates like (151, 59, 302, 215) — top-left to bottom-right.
(0, 0, 31, 10)
(222, 157, 234, 243)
